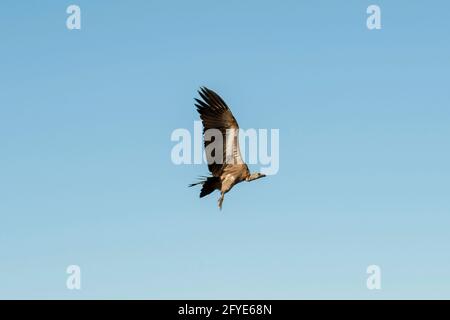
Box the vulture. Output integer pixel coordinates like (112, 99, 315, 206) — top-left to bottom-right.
(189, 87, 266, 209)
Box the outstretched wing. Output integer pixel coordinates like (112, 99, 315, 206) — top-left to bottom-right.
(194, 87, 246, 177)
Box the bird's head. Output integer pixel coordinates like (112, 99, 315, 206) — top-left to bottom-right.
(246, 172, 266, 182)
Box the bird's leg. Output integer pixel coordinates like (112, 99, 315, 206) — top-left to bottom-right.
(218, 192, 225, 210)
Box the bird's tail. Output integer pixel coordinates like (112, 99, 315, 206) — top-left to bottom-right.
(189, 176, 220, 198)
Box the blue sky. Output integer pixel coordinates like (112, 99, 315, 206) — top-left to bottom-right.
(0, 1, 449, 299)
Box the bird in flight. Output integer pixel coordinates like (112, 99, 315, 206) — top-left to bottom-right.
(189, 87, 266, 209)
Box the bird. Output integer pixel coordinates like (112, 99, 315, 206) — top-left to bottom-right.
(189, 87, 266, 209)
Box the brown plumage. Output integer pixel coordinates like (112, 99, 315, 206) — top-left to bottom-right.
(189, 87, 266, 209)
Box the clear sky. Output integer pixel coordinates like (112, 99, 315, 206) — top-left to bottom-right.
(0, 0, 449, 299)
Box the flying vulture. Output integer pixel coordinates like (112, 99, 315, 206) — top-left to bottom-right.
(189, 87, 266, 209)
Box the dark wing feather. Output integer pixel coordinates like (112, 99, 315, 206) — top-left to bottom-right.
(194, 87, 246, 177)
